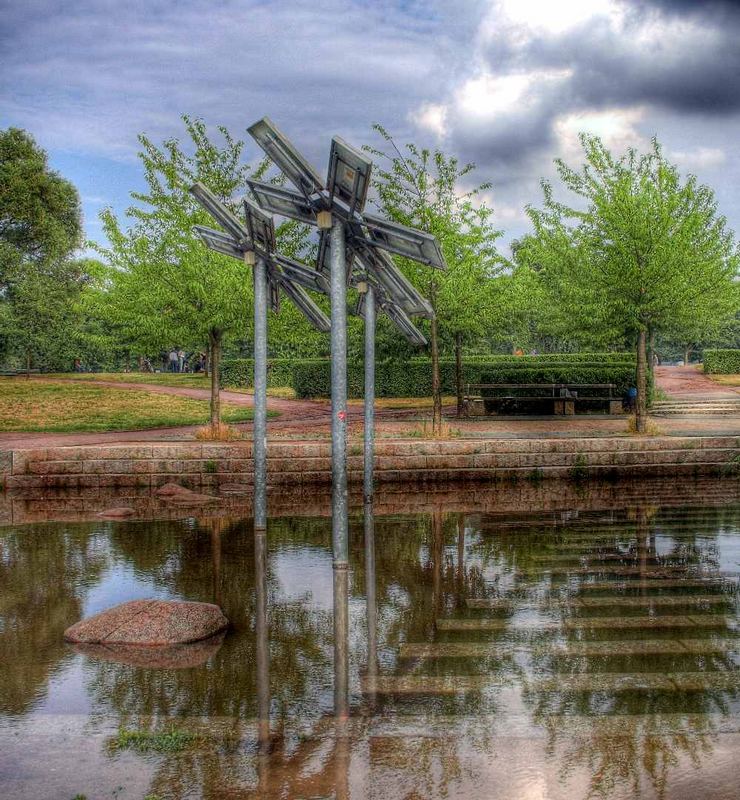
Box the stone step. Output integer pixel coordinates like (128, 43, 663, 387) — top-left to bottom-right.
(399, 638, 740, 659)
(518, 565, 739, 577)
(436, 614, 735, 632)
(466, 594, 735, 610)
(576, 579, 734, 591)
(362, 670, 740, 695)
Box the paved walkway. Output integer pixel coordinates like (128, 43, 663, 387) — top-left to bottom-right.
(655, 365, 739, 399)
(1, 369, 737, 450)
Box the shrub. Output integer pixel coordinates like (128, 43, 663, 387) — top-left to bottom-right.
(410, 352, 635, 365)
(221, 358, 297, 389)
(703, 349, 740, 374)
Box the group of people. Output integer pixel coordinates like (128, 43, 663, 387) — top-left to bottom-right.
(165, 349, 207, 373)
(167, 349, 187, 373)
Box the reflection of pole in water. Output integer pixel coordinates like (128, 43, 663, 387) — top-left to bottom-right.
(637, 506, 649, 594)
(333, 563, 350, 720)
(210, 519, 223, 608)
(432, 511, 444, 616)
(364, 500, 378, 702)
(255, 528, 270, 791)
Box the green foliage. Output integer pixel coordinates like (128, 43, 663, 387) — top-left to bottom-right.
(112, 727, 197, 753)
(703, 349, 740, 374)
(292, 359, 635, 399)
(520, 134, 739, 429)
(0, 127, 82, 282)
(0, 128, 84, 370)
(220, 357, 298, 389)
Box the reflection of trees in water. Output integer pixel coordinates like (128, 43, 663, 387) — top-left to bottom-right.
(0, 522, 105, 714)
(84, 517, 335, 727)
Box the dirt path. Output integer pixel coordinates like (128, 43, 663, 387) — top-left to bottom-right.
(654, 365, 740, 399)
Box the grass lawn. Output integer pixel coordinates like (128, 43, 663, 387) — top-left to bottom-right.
(46, 372, 297, 398)
(0, 379, 265, 432)
(707, 374, 740, 388)
(46, 371, 211, 389)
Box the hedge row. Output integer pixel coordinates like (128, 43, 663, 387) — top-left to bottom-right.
(292, 360, 637, 399)
(703, 349, 740, 374)
(410, 352, 635, 365)
(220, 358, 297, 389)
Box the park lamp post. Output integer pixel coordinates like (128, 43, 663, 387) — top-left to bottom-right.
(189, 181, 330, 533)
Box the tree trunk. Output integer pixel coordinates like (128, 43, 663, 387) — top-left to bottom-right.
(454, 332, 463, 417)
(636, 328, 648, 434)
(430, 315, 442, 436)
(209, 331, 222, 432)
(647, 327, 655, 369)
(25, 349, 31, 380)
(684, 345, 691, 366)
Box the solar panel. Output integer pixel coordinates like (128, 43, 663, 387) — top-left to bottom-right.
(246, 181, 317, 225)
(278, 279, 331, 332)
(327, 137, 372, 214)
(384, 303, 428, 346)
(273, 253, 330, 294)
(192, 225, 244, 260)
(190, 183, 251, 246)
(248, 117, 325, 200)
(362, 213, 446, 270)
(357, 249, 433, 318)
(243, 198, 276, 254)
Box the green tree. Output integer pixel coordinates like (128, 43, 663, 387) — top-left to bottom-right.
(365, 126, 504, 428)
(524, 135, 739, 432)
(96, 117, 315, 430)
(0, 128, 83, 372)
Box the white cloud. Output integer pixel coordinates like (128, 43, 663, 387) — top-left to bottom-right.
(412, 103, 448, 138)
(669, 146, 726, 171)
(553, 107, 649, 162)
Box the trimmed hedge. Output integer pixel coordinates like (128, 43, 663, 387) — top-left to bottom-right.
(292, 360, 637, 399)
(703, 349, 740, 374)
(221, 358, 297, 389)
(410, 352, 635, 365)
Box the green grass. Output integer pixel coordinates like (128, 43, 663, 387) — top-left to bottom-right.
(46, 371, 211, 389)
(0, 378, 274, 432)
(111, 727, 198, 753)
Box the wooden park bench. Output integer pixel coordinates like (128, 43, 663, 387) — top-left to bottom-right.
(463, 383, 623, 416)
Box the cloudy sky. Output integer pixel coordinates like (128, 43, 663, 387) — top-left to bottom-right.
(3, 0, 740, 253)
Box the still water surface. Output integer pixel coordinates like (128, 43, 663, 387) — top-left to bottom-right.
(2, 492, 740, 799)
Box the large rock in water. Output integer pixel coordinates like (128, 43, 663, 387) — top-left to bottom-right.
(64, 599, 229, 646)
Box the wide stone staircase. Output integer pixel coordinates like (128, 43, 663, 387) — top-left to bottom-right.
(361, 507, 740, 736)
(652, 396, 740, 416)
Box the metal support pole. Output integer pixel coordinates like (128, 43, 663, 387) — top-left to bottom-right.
(364, 500, 377, 705)
(329, 218, 348, 564)
(363, 284, 375, 504)
(253, 256, 268, 531)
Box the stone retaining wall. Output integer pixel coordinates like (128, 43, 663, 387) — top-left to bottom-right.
(1, 435, 737, 492)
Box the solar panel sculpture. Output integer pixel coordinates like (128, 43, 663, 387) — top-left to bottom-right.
(189, 181, 331, 534)
(246, 118, 446, 509)
(246, 118, 446, 718)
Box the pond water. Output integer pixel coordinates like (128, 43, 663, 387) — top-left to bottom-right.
(2, 484, 740, 799)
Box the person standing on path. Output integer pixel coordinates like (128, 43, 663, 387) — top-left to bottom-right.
(169, 349, 178, 373)
(178, 349, 186, 373)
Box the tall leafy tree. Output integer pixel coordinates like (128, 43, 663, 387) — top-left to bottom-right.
(524, 135, 739, 432)
(0, 128, 83, 372)
(96, 117, 316, 430)
(365, 127, 504, 428)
